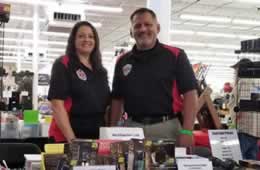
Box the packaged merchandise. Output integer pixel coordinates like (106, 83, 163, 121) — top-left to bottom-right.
(69, 139, 98, 166)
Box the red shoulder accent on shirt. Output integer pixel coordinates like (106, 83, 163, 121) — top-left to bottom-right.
(61, 55, 70, 68)
(162, 44, 183, 113)
(162, 44, 180, 58)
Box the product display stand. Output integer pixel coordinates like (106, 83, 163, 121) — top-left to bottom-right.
(197, 86, 222, 129)
(0, 3, 11, 137)
(234, 39, 260, 131)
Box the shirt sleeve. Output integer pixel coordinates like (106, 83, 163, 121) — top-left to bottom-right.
(48, 59, 70, 100)
(111, 60, 123, 99)
(176, 50, 197, 94)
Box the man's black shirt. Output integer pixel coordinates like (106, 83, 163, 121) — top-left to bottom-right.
(112, 40, 197, 118)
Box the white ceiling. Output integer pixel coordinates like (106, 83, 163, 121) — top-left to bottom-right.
(1, 0, 260, 91)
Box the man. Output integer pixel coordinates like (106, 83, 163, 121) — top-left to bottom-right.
(110, 8, 198, 147)
(229, 58, 260, 160)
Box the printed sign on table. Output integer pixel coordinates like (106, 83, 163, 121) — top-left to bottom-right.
(208, 129, 242, 162)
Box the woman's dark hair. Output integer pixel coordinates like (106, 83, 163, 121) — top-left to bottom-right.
(66, 21, 106, 74)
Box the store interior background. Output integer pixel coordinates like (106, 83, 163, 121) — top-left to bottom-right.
(1, 0, 260, 108)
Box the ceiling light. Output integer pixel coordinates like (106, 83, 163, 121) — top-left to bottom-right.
(187, 50, 236, 56)
(5, 28, 32, 34)
(44, 48, 65, 53)
(170, 41, 239, 49)
(207, 43, 239, 49)
(232, 19, 260, 26)
(1, 38, 68, 46)
(235, 0, 260, 4)
(183, 22, 205, 26)
(238, 35, 258, 39)
(230, 26, 250, 30)
(3, 38, 33, 43)
(189, 56, 237, 62)
(4, 0, 123, 13)
(4, 45, 30, 50)
(171, 29, 257, 40)
(171, 41, 205, 47)
(10, 15, 46, 22)
(40, 41, 67, 46)
(207, 24, 228, 28)
(170, 30, 195, 35)
(180, 14, 231, 23)
(40, 31, 69, 37)
(47, 20, 102, 28)
(197, 32, 236, 38)
(84, 5, 122, 13)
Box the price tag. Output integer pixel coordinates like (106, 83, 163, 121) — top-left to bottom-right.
(177, 159, 213, 170)
(73, 165, 116, 170)
(99, 127, 144, 140)
(208, 129, 242, 162)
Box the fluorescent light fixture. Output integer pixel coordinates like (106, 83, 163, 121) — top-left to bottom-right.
(3, 38, 33, 43)
(5, 28, 32, 34)
(170, 41, 239, 49)
(172, 21, 182, 25)
(10, 15, 32, 21)
(238, 35, 258, 39)
(40, 40, 67, 46)
(207, 43, 239, 49)
(180, 14, 231, 23)
(187, 50, 236, 57)
(83, 5, 123, 13)
(170, 30, 195, 35)
(235, 0, 260, 4)
(171, 29, 257, 40)
(5, 0, 123, 13)
(180, 13, 260, 27)
(10, 15, 46, 22)
(197, 32, 236, 38)
(44, 48, 65, 53)
(47, 20, 102, 28)
(232, 19, 260, 26)
(40, 31, 69, 38)
(4, 45, 30, 50)
(207, 24, 228, 28)
(230, 26, 250, 30)
(171, 41, 205, 47)
(1, 38, 68, 46)
(253, 27, 260, 31)
(183, 22, 205, 26)
(189, 56, 236, 62)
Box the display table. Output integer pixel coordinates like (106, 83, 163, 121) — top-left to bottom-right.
(193, 129, 210, 148)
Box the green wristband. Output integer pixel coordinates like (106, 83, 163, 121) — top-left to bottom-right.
(179, 129, 193, 136)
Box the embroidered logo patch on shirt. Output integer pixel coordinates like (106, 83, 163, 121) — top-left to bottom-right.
(122, 64, 132, 76)
(76, 69, 87, 81)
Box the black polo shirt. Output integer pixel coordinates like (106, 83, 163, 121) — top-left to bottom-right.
(48, 55, 110, 140)
(112, 40, 197, 118)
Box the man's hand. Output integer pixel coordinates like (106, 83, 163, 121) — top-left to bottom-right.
(177, 134, 194, 147)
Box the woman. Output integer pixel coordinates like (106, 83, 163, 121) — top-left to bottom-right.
(48, 21, 110, 142)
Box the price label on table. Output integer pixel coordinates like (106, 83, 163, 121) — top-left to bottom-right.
(99, 127, 144, 140)
(73, 165, 116, 170)
(208, 129, 242, 162)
